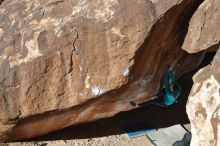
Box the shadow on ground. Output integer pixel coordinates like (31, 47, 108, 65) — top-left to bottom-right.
(31, 53, 215, 142)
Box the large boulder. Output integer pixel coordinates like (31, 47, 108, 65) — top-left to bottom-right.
(182, 0, 220, 53)
(187, 49, 220, 146)
(184, 0, 220, 145)
(0, 0, 203, 141)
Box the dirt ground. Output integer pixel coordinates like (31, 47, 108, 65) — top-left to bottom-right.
(1, 135, 151, 146)
(1, 53, 214, 146)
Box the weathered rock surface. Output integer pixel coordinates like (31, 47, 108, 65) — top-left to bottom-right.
(0, 0, 204, 141)
(187, 50, 220, 146)
(182, 0, 220, 53)
(184, 0, 220, 145)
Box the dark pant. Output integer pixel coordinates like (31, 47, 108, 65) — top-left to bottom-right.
(138, 89, 168, 108)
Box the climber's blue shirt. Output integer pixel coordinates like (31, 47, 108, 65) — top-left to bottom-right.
(164, 71, 181, 106)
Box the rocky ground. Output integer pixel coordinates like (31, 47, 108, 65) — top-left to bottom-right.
(1, 135, 150, 146)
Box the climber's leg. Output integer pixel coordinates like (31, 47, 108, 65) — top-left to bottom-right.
(151, 100, 168, 108)
(150, 89, 169, 108)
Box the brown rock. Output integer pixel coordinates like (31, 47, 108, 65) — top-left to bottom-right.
(182, 0, 220, 53)
(0, 0, 204, 141)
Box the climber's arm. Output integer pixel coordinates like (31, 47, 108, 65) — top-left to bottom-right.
(168, 71, 181, 98)
(164, 72, 172, 94)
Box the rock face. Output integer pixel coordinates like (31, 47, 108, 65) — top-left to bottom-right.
(0, 0, 204, 141)
(182, 0, 220, 53)
(187, 50, 220, 146)
(184, 0, 220, 145)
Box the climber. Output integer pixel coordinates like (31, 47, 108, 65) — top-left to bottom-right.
(130, 65, 181, 108)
